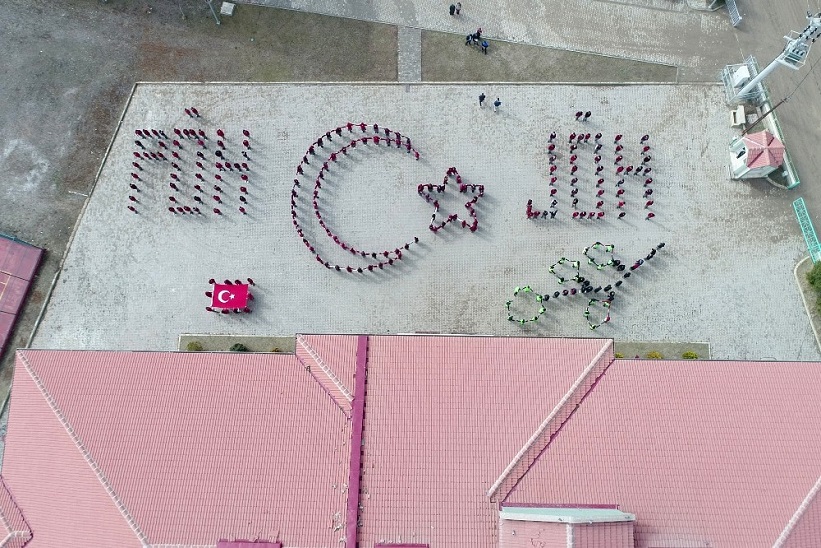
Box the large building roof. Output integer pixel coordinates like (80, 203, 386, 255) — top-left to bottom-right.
(2, 335, 821, 547)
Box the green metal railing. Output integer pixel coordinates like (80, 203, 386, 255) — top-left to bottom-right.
(794, 197, 821, 262)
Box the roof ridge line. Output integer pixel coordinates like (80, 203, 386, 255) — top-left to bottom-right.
(486, 341, 614, 502)
(773, 473, 821, 547)
(296, 335, 354, 407)
(18, 351, 150, 545)
(0, 476, 32, 545)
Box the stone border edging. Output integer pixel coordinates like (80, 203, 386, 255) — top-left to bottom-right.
(794, 256, 821, 353)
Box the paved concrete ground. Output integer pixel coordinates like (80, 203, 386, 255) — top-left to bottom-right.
(30, 83, 819, 361)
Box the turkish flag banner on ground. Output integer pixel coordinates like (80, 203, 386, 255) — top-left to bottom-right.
(211, 283, 249, 309)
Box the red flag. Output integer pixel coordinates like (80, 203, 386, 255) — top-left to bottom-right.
(211, 284, 249, 309)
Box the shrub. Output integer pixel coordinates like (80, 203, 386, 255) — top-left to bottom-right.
(808, 262, 821, 292)
(270, 347, 282, 353)
(614, 352, 624, 359)
(646, 351, 664, 360)
(682, 351, 699, 360)
(186, 341, 203, 352)
(229, 343, 249, 352)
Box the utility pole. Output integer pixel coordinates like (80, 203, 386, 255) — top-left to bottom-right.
(734, 12, 821, 100)
(206, 0, 221, 26)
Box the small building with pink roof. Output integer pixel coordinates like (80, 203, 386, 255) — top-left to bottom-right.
(1, 334, 820, 547)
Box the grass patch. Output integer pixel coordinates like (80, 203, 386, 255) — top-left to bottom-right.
(422, 31, 677, 82)
(190, 5, 397, 82)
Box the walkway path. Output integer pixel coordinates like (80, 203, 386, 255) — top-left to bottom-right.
(242, 0, 740, 80)
(397, 26, 422, 82)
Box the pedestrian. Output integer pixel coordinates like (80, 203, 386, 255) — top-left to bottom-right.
(481, 40, 489, 54)
(594, 132, 602, 141)
(645, 200, 654, 208)
(572, 197, 579, 208)
(134, 140, 144, 149)
(493, 98, 501, 112)
(644, 188, 653, 198)
(642, 155, 651, 165)
(450, 3, 456, 15)
(617, 200, 625, 208)
(640, 134, 649, 143)
(583, 111, 591, 121)
(618, 211, 626, 219)
(614, 134, 623, 144)
(594, 143, 603, 153)
(644, 178, 653, 186)
(466, 33, 474, 45)
(456, 2, 461, 14)
(128, 195, 138, 203)
(243, 139, 251, 149)
(646, 212, 655, 220)
(478, 92, 486, 107)
(642, 145, 651, 153)
(596, 200, 604, 208)
(131, 172, 140, 180)
(575, 111, 583, 120)
(243, 129, 251, 138)
(185, 108, 193, 118)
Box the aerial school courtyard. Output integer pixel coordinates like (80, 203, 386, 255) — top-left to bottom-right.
(29, 82, 818, 361)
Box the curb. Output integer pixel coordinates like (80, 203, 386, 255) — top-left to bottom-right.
(793, 256, 821, 353)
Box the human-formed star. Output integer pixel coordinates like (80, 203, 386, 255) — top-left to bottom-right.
(417, 167, 484, 233)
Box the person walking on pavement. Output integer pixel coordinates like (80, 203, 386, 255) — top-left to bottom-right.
(479, 92, 486, 107)
(481, 40, 489, 54)
(450, 4, 456, 15)
(493, 98, 501, 112)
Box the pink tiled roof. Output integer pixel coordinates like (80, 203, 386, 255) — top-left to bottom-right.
(507, 359, 821, 547)
(356, 335, 612, 547)
(295, 334, 358, 415)
(743, 130, 785, 169)
(6, 337, 821, 548)
(777, 475, 821, 547)
(3, 354, 142, 547)
(0, 478, 31, 548)
(4, 349, 350, 547)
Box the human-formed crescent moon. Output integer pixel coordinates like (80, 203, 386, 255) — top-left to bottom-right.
(217, 290, 232, 304)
